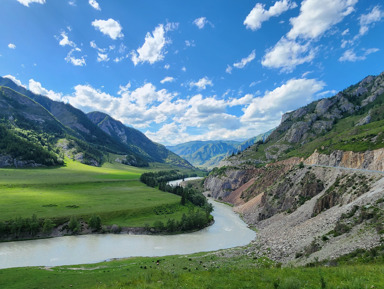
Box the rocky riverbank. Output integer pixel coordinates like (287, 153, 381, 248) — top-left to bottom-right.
(205, 159, 384, 265)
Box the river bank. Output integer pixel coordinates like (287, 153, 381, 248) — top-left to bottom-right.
(0, 200, 255, 269)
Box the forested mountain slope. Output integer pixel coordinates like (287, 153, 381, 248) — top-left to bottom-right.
(0, 77, 193, 169)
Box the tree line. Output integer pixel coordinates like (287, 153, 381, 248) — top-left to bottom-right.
(140, 170, 213, 232)
(0, 214, 103, 240)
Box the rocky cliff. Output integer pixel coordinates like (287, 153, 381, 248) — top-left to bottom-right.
(305, 148, 384, 171)
(205, 71, 384, 264)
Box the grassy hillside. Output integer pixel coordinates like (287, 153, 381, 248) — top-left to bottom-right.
(230, 73, 384, 165)
(0, 77, 194, 169)
(1, 251, 383, 288)
(0, 160, 198, 228)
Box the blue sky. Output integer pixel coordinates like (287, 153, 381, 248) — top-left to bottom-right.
(1, 0, 384, 145)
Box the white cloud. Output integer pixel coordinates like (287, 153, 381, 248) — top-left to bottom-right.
(229, 94, 254, 106)
(58, 32, 75, 47)
(341, 28, 349, 36)
(65, 48, 86, 66)
(359, 6, 384, 36)
(185, 40, 195, 47)
(317, 90, 338, 98)
(262, 37, 315, 72)
(131, 24, 171, 65)
(189, 77, 213, 90)
(164, 64, 170, 69)
(160, 77, 175, 84)
(92, 19, 123, 40)
(287, 0, 357, 40)
(16, 0, 45, 7)
(339, 48, 379, 62)
(242, 78, 325, 122)
(181, 66, 187, 72)
(3, 75, 26, 88)
(97, 52, 109, 62)
(193, 17, 213, 29)
(233, 50, 256, 69)
(225, 65, 233, 74)
(68, 1, 76, 6)
(8, 43, 16, 49)
(260, 0, 357, 72)
(89, 0, 100, 11)
(28, 79, 63, 101)
(244, 0, 297, 31)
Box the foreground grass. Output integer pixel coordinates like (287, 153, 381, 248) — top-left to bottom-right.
(1, 253, 383, 288)
(0, 160, 196, 227)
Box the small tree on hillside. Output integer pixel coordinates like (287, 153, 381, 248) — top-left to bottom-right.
(68, 216, 80, 234)
(89, 215, 102, 231)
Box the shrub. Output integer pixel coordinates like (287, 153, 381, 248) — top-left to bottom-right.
(42, 219, 55, 234)
(68, 216, 80, 234)
(88, 215, 102, 231)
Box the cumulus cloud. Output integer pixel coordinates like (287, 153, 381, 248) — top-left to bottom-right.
(287, 0, 357, 40)
(8, 43, 16, 49)
(189, 77, 213, 90)
(339, 48, 379, 62)
(18, 74, 329, 146)
(193, 17, 213, 29)
(261, 37, 315, 72)
(160, 77, 175, 84)
(259, 0, 357, 72)
(244, 0, 297, 31)
(3, 75, 26, 88)
(131, 24, 173, 65)
(16, 0, 45, 7)
(359, 6, 384, 36)
(58, 32, 75, 47)
(233, 50, 256, 69)
(242, 78, 325, 122)
(92, 19, 123, 40)
(89, 0, 100, 10)
(65, 48, 86, 66)
(28, 79, 63, 101)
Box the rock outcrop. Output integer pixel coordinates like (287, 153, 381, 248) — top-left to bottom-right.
(305, 148, 384, 171)
(0, 154, 43, 168)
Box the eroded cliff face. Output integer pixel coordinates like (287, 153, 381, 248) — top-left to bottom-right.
(205, 154, 384, 264)
(305, 148, 384, 171)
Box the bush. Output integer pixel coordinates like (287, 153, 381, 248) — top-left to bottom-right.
(88, 215, 102, 231)
(68, 216, 80, 234)
(42, 219, 55, 234)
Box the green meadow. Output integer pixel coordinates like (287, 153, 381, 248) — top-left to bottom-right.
(1, 252, 384, 289)
(0, 160, 196, 227)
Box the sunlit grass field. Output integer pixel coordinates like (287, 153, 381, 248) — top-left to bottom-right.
(0, 160, 194, 226)
(1, 252, 383, 288)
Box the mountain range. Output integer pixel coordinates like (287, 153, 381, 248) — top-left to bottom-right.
(204, 71, 384, 265)
(0, 77, 192, 169)
(167, 131, 271, 169)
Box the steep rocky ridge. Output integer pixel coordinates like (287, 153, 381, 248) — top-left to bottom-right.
(0, 77, 193, 169)
(87, 111, 193, 168)
(205, 72, 384, 264)
(223, 71, 384, 166)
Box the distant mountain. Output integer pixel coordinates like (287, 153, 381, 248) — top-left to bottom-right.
(167, 131, 271, 169)
(0, 77, 193, 169)
(87, 111, 193, 168)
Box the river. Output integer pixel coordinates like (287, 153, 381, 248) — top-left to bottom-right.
(0, 183, 256, 269)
